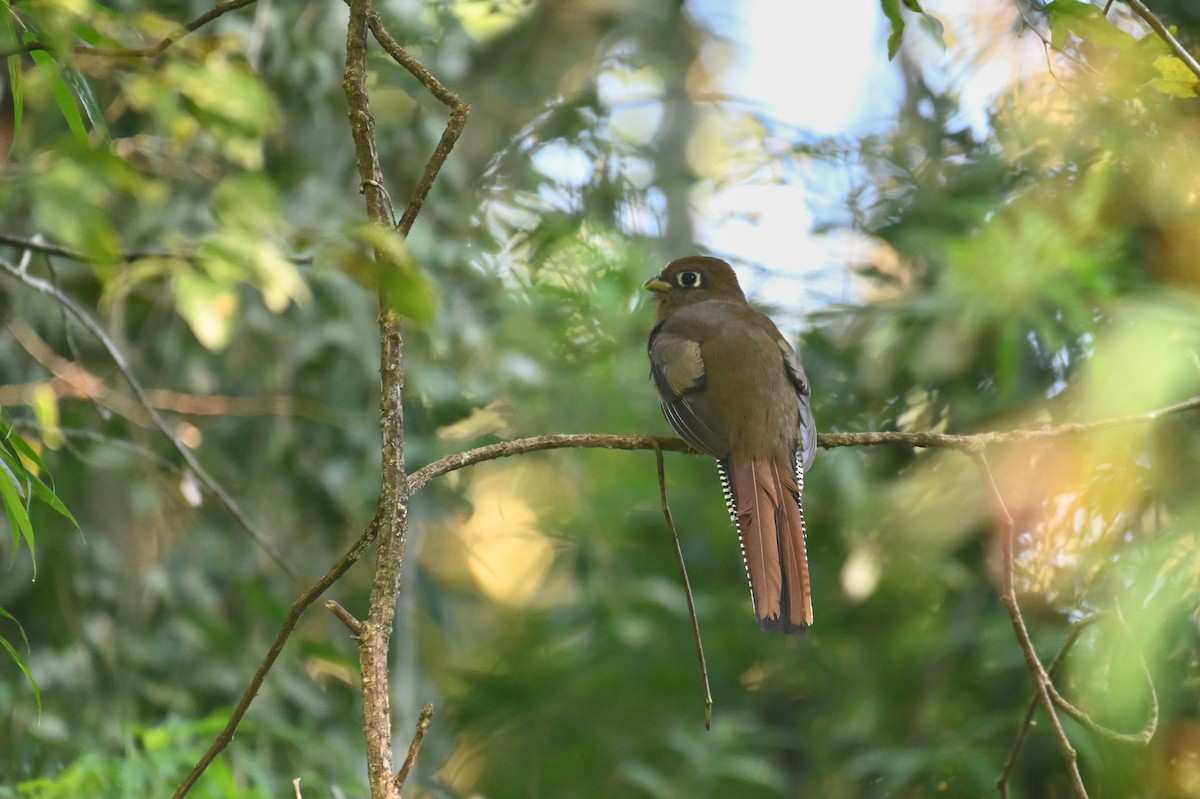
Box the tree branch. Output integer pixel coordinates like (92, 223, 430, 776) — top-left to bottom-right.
(2, 318, 336, 424)
(996, 609, 1157, 796)
(1044, 607, 1158, 745)
(340, 1, 455, 796)
(74, 0, 261, 59)
(173, 519, 382, 799)
(364, 15, 471, 236)
(327, 600, 366, 637)
(392, 703, 434, 794)
(408, 434, 691, 493)
(167, 394, 1195, 793)
(1125, 0, 1200, 81)
(0, 231, 313, 266)
(974, 451, 1089, 799)
(406, 394, 1200, 494)
(998, 612, 1104, 798)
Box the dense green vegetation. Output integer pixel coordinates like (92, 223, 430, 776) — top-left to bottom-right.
(2, 1, 1199, 797)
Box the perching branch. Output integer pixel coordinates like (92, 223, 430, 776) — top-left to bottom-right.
(407, 393, 1200, 493)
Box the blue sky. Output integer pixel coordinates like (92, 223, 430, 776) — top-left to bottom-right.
(693, 0, 902, 315)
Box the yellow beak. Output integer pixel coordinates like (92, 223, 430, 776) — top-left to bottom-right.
(643, 276, 671, 293)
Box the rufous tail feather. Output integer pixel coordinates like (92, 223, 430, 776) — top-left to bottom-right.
(718, 453, 812, 633)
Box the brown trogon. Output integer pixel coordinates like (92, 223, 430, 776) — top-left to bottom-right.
(645, 255, 817, 633)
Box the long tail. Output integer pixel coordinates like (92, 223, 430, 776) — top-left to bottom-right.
(718, 453, 812, 633)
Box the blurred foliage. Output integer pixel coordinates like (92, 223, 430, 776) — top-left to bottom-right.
(0, 1, 1199, 798)
(0, 407, 77, 710)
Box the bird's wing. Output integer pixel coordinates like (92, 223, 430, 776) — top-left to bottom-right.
(648, 326, 729, 458)
(778, 338, 817, 472)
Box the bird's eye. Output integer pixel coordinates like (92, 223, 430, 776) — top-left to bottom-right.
(676, 270, 702, 288)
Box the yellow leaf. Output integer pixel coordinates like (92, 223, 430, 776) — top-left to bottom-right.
(175, 270, 240, 350)
(31, 384, 62, 451)
(1149, 55, 1199, 98)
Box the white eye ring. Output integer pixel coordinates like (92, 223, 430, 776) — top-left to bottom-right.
(676, 270, 702, 288)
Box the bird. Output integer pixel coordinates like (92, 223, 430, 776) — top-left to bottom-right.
(644, 255, 817, 633)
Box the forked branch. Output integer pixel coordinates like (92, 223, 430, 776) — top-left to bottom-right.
(974, 451, 1089, 799)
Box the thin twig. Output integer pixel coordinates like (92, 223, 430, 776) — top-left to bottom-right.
(1012, 0, 1103, 81)
(0, 255, 295, 577)
(1126, 0, 1200, 81)
(0, 232, 181, 263)
(999, 608, 1158, 798)
(653, 442, 712, 730)
(395, 102, 470, 236)
(173, 518, 382, 799)
(364, 14, 471, 236)
(326, 600, 366, 637)
(365, 16, 462, 108)
(75, 0, 261, 59)
(1045, 607, 1158, 744)
(0, 231, 314, 266)
(973, 450, 1089, 799)
(1014, 1, 1067, 88)
(9, 421, 179, 475)
(392, 703, 434, 793)
(2, 319, 337, 424)
(998, 613, 1103, 797)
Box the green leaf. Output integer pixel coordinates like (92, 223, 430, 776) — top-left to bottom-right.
(0, 412, 76, 531)
(29, 47, 89, 142)
(880, 0, 905, 60)
(2, 420, 49, 473)
(60, 59, 109, 143)
(31, 145, 140, 263)
(158, 55, 277, 168)
(879, 3, 942, 59)
(174, 266, 241, 350)
(0, 613, 40, 713)
(1044, 0, 1136, 52)
(918, 12, 945, 52)
(337, 225, 440, 323)
(0, 449, 34, 558)
(1, 12, 21, 149)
